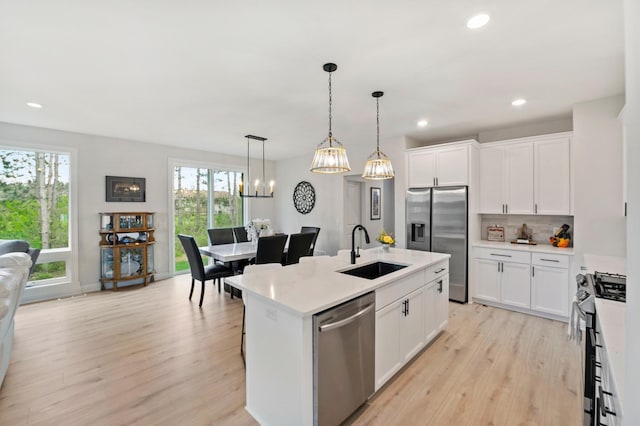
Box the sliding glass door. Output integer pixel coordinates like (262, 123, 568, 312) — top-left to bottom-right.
(173, 165, 243, 272)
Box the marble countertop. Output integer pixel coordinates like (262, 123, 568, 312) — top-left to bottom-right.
(595, 298, 626, 406)
(473, 240, 575, 255)
(226, 247, 450, 317)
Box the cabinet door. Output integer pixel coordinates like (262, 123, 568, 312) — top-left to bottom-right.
(534, 137, 571, 215)
(479, 146, 506, 213)
(424, 282, 439, 343)
(435, 275, 449, 330)
(375, 301, 402, 390)
(400, 288, 425, 363)
(531, 265, 569, 316)
(500, 262, 531, 309)
(407, 150, 437, 188)
(505, 143, 534, 214)
(473, 258, 500, 302)
(435, 146, 468, 186)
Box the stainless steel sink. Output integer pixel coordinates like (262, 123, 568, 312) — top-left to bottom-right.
(339, 261, 408, 280)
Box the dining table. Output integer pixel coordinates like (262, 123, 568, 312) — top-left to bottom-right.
(199, 241, 258, 263)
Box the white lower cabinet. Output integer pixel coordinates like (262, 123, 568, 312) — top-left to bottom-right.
(500, 262, 531, 309)
(530, 255, 570, 317)
(375, 263, 449, 391)
(473, 246, 571, 320)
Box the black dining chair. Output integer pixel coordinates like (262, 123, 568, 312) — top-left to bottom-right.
(233, 226, 249, 243)
(208, 228, 235, 246)
(178, 234, 234, 307)
(300, 226, 320, 255)
(286, 232, 316, 265)
(255, 234, 288, 265)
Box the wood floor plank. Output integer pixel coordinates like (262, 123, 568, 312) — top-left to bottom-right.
(0, 277, 581, 425)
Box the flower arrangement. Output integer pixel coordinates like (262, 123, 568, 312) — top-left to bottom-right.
(245, 218, 273, 242)
(377, 229, 395, 246)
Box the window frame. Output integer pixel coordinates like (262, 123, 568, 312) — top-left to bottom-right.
(0, 140, 80, 303)
(168, 158, 246, 275)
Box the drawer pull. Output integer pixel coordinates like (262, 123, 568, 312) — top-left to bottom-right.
(490, 253, 512, 257)
(540, 258, 560, 262)
(434, 268, 446, 273)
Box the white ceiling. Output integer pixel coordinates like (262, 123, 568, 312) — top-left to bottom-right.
(0, 1, 624, 160)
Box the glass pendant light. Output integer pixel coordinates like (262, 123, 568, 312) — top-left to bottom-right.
(362, 91, 395, 180)
(310, 63, 351, 173)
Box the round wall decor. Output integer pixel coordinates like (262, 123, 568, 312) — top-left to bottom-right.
(293, 181, 316, 214)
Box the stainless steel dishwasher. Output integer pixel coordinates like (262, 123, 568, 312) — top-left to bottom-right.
(313, 291, 375, 426)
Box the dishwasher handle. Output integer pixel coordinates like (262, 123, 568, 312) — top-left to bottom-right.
(318, 303, 375, 333)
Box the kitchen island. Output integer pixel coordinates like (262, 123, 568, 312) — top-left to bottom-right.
(227, 247, 450, 426)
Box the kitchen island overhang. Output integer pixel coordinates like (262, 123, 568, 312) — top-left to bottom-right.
(227, 248, 451, 426)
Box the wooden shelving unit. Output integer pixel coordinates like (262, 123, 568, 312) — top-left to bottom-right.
(99, 212, 155, 290)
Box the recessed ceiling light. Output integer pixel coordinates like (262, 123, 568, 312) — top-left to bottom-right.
(26, 102, 43, 109)
(417, 120, 428, 127)
(467, 14, 490, 29)
(512, 99, 527, 106)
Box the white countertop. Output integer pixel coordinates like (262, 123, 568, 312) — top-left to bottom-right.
(226, 247, 450, 317)
(595, 298, 626, 405)
(473, 240, 575, 255)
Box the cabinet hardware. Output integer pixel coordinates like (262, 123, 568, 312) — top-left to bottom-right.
(540, 258, 560, 262)
(490, 253, 512, 257)
(502, 204, 505, 214)
(625, 202, 627, 217)
(535, 203, 538, 214)
(433, 177, 436, 187)
(437, 280, 443, 293)
(505, 204, 508, 214)
(532, 266, 535, 277)
(435, 268, 446, 274)
(598, 386, 617, 417)
(407, 299, 410, 315)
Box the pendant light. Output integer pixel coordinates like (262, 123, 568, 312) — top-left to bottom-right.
(362, 91, 395, 180)
(239, 134, 274, 198)
(310, 63, 351, 173)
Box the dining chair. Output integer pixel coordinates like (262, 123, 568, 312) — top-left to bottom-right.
(285, 232, 316, 265)
(233, 226, 249, 243)
(255, 234, 288, 265)
(178, 234, 234, 307)
(300, 226, 320, 255)
(208, 228, 235, 246)
(239, 263, 283, 365)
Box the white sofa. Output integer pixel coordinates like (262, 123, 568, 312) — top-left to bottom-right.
(0, 252, 32, 388)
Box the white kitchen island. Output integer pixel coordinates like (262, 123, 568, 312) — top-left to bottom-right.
(226, 248, 450, 426)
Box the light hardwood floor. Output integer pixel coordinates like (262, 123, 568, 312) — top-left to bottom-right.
(0, 276, 582, 425)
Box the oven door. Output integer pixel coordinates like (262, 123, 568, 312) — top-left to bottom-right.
(583, 311, 596, 426)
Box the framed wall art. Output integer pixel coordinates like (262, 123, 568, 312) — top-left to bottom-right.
(106, 176, 146, 202)
(370, 187, 381, 220)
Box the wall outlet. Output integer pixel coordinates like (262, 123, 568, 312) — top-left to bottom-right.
(266, 307, 277, 321)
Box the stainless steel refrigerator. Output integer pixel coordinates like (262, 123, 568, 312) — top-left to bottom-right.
(406, 186, 468, 303)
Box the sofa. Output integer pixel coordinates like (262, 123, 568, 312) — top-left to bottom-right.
(0, 250, 33, 388)
(0, 239, 40, 277)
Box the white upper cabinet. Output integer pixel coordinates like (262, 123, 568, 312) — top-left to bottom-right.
(478, 133, 572, 215)
(534, 137, 571, 215)
(407, 141, 474, 188)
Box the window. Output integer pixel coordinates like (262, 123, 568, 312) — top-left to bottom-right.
(173, 165, 243, 272)
(0, 148, 72, 286)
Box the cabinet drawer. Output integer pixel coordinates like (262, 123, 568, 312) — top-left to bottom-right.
(531, 252, 569, 268)
(376, 270, 425, 310)
(425, 261, 448, 283)
(474, 247, 530, 264)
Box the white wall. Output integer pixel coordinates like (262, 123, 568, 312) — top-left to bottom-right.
(275, 136, 405, 255)
(0, 121, 275, 297)
(624, 0, 640, 422)
(572, 95, 626, 263)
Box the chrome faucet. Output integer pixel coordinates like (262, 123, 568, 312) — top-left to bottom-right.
(351, 224, 370, 264)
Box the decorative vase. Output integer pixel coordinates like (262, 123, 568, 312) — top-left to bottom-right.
(381, 243, 390, 252)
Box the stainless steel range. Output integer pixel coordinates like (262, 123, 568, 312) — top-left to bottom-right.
(573, 271, 626, 425)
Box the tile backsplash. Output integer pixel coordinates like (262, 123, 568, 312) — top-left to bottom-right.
(480, 215, 574, 246)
